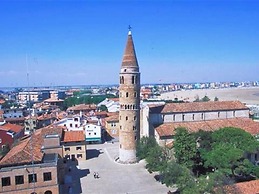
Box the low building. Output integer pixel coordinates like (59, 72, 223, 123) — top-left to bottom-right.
(98, 98, 119, 112)
(3, 108, 23, 119)
(67, 104, 96, 114)
(103, 113, 119, 139)
(154, 117, 259, 147)
(62, 131, 86, 161)
(85, 123, 102, 143)
(0, 126, 66, 194)
(0, 122, 24, 149)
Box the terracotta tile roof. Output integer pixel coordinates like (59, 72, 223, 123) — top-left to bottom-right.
(155, 118, 259, 137)
(104, 113, 119, 123)
(86, 119, 98, 124)
(0, 126, 63, 167)
(121, 31, 139, 68)
(67, 104, 97, 111)
(57, 111, 68, 120)
(62, 131, 85, 143)
(0, 99, 5, 104)
(220, 179, 259, 194)
(161, 101, 248, 114)
(44, 98, 64, 103)
(0, 123, 23, 133)
(94, 111, 108, 117)
(37, 113, 56, 121)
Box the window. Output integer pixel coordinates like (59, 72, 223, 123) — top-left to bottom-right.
(120, 76, 124, 84)
(44, 191, 52, 194)
(201, 113, 204, 120)
(126, 116, 128, 121)
(15, 175, 24, 185)
(70, 124, 72, 127)
(218, 112, 220, 118)
(132, 76, 135, 84)
(94, 132, 96, 135)
(65, 147, 70, 151)
(43, 172, 52, 181)
(182, 114, 185, 121)
(88, 132, 91, 135)
(74, 118, 78, 122)
(173, 115, 175, 121)
(192, 114, 195, 120)
(75, 124, 78, 128)
(126, 92, 129, 97)
(134, 92, 137, 97)
(76, 146, 82, 150)
(134, 116, 136, 120)
(28, 174, 37, 183)
(233, 111, 236, 117)
(77, 154, 82, 158)
(1, 177, 11, 186)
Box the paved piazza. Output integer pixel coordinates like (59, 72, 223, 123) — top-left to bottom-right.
(64, 142, 169, 194)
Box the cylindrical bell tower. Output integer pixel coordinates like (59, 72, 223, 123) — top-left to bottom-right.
(119, 29, 140, 163)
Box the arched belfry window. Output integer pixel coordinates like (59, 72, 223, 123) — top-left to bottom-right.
(126, 92, 129, 97)
(120, 76, 124, 84)
(132, 76, 135, 84)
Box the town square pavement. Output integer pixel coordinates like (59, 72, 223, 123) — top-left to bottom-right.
(64, 142, 170, 194)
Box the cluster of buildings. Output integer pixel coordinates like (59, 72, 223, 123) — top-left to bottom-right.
(0, 29, 259, 193)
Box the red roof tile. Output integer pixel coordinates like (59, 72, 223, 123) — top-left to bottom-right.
(104, 113, 119, 123)
(155, 118, 259, 137)
(67, 104, 97, 111)
(0, 123, 23, 133)
(63, 131, 85, 143)
(162, 101, 248, 113)
(0, 126, 63, 167)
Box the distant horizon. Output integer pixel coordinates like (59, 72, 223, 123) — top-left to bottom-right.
(0, 80, 258, 91)
(1, 1, 259, 87)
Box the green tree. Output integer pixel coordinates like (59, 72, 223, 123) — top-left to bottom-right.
(212, 127, 259, 152)
(136, 136, 158, 160)
(201, 95, 210, 102)
(214, 96, 219, 101)
(204, 127, 259, 178)
(173, 127, 197, 169)
(145, 145, 166, 172)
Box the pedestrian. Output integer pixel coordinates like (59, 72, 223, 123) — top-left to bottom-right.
(93, 172, 96, 179)
(96, 172, 99, 179)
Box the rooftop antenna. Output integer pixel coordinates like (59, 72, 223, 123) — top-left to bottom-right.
(27, 54, 36, 193)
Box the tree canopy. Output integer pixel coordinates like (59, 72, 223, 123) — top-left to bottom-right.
(173, 127, 197, 169)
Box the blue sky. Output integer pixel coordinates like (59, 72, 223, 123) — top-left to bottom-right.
(0, 0, 259, 87)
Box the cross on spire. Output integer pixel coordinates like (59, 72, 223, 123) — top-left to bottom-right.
(128, 25, 132, 35)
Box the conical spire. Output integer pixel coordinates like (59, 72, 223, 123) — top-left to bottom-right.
(121, 27, 139, 68)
